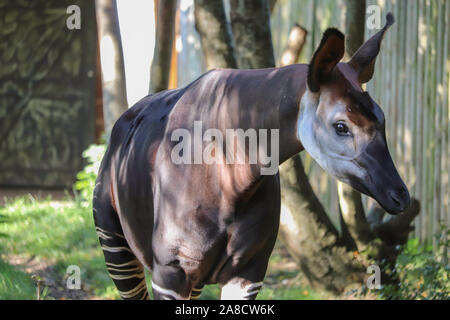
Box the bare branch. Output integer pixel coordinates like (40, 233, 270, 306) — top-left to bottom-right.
(367, 201, 386, 229)
(372, 198, 421, 245)
(279, 24, 307, 66)
(149, 0, 177, 93)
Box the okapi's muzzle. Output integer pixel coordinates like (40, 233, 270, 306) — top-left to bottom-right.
(351, 133, 410, 215)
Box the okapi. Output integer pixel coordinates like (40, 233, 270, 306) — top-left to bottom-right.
(93, 13, 410, 300)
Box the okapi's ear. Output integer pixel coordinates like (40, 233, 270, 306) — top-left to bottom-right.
(307, 28, 345, 92)
(348, 13, 395, 83)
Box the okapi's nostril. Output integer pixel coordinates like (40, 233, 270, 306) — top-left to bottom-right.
(388, 191, 401, 206)
(388, 187, 410, 211)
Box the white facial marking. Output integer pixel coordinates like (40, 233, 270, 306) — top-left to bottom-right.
(297, 90, 366, 182)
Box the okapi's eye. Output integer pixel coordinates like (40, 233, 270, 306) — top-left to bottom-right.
(333, 122, 350, 136)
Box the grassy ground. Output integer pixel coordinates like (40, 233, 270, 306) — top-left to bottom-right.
(0, 257, 36, 299)
(0, 196, 118, 299)
(0, 195, 321, 300)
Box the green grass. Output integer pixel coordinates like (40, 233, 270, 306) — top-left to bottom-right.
(0, 195, 320, 300)
(0, 196, 119, 299)
(0, 257, 36, 299)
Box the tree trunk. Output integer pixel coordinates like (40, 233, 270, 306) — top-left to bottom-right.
(194, 0, 237, 69)
(95, 0, 128, 140)
(279, 158, 421, 294)
(149, 0, 177, 93)
(337, 182, 374, 250)
(229, 0, 275, 69)
(345, 0, 366, 59)
(279, 157, 367, 294)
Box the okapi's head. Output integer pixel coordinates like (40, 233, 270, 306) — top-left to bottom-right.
(298, 13, 410, 214)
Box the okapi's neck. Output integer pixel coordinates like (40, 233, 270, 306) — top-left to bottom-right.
(209, 64, 307, 191)
(239, 64, 307, 164)
(273, 65, 308, 163)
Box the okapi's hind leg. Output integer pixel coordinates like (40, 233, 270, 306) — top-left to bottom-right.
(96, 226, 148, 300)
(93, 184, 149, 300)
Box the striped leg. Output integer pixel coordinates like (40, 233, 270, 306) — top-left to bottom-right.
(93, 178, 150, 300)
(93, 163, 152, 300)
(221, 279, 263, 300)
(96, 226, 149, 300)
(190, 285, 204, 300)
